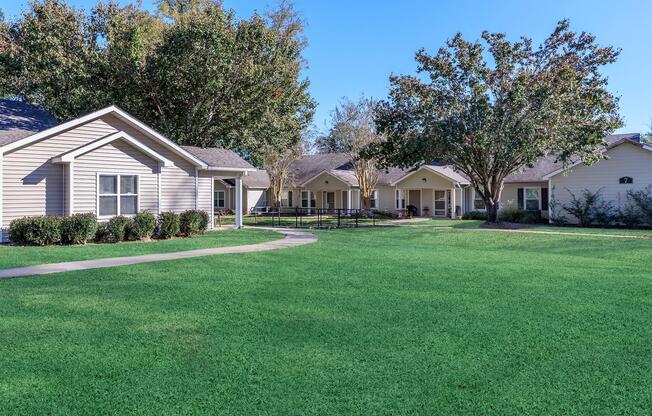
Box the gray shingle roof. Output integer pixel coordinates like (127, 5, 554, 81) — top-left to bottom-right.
(242, 170, 270, 188)
(181, 145, 254, 169)
(0, 99, 58, 146)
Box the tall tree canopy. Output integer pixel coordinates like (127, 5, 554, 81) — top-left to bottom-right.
(371, 20, 621, 221)
(0, 0, 314, 165)
(317, 96, 384, 209)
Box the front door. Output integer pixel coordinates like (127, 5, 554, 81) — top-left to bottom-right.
(408, 189, 421, 216)
(325, 192, 335, 209)
(434, 190, 447, 217)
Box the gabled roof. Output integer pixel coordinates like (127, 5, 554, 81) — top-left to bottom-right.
(389, 164, 470, 186)
(0, 99, 58, 146)
(52, 131, 173, 166)
(181, 146, 256, 171)
(300, 169, 358, 187)
(542, 133, 649, 180)
(0, 105, 207, 168)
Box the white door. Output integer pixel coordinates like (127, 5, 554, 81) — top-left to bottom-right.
(434, 190, 447, 217)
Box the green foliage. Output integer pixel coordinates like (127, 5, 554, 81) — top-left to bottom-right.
(127, 211, 157, 240)
(626, 186, 652, 224)
(562, 188, 604, 226)
(9, 216, 62, 246)
(0, 0, 314, 165)
(372, 20, 622, 222)
(97, 215, 131, 243)
(179, 210, 209, 236)
(498, 209, 544, 224)
(462, 210, 487, 220)
(60, 213, 98, 244)
(157, 211, 180, 239)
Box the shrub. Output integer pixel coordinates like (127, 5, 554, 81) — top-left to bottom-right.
(9, 216, 62, 246)
(619, 202, 643, 227)
(127, 211, 157, 240)
(498, 209, 543, 224)
(593, 200, 619, 226)
(60, 213, 98, 245)
(548, 190, 567, 225)
(96, 215, 131, 243)
(626, 186, 652, 224)
(462, 210, 487, 220)
(562, 188, 603, 226)
(158, 211, 180, 239)
(179, 210, 209, 236)
(371, 209, 399, 219)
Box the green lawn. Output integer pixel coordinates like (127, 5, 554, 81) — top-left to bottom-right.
(0, 228, 281, 269)
(1, 226, 651, 414)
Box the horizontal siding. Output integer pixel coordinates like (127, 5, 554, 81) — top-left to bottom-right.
(74, 140, 159, 215)
(3, 118, 118, 226)
(550, 143, 652, 224)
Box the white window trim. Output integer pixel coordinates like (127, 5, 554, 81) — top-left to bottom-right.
(523, 186, 542, 211)
(472, 189, 486, 211)
(214, 190, 226, 209)
(96, 173, 140, 218)
(370, 189, 378, 209)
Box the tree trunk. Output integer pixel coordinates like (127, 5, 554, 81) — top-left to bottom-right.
(361, 196, 371, 209)
(486, 200, 499, 222)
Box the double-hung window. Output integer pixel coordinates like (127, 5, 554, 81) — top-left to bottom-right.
(473, 190, 486, 210)
(370, 190, 378, 209)
(301, 191, 314, 208)
(214, 190, 225, 209)
(524, 188, 540, 211)
(99, 174, 138, 217)
(281, 190, 292, 207)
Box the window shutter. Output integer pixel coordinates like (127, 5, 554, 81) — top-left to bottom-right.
(517, 188, 524, 210)
(541, 188, 549, 211)
(288, 191, 293, 206)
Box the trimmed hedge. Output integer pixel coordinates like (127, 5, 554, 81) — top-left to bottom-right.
(95, 215, 131, 243)
(498, 209, 544, 224)
(9, 216, 62, 246)
(179, 210, 209, 236)
(158, 212, 180, 239)
(127, 211, 157, 240)
(462, 210, 487, 220)
(61, 213, 98, 245)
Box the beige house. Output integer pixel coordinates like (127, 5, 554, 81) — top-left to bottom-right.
(0, 100, 257, 241)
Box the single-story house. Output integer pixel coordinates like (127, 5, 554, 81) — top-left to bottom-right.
(256, 133, 646, 224)
(0, 100, 259, 241)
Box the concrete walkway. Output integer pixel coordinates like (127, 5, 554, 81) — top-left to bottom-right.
(0, 228, 317, 280)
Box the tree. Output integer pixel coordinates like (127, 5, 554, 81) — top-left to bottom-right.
(371, 20, 621, 222)
(0, 0, 314, 165)
(263, 142, 301, 208)
(318, 97, 384, 209)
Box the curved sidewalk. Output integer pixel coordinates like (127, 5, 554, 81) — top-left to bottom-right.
(0, 228, 317, 280)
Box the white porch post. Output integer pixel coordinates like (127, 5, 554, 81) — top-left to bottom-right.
(347, 188, 352, 210)
(235, 176, 243, 228)
(450, 187, 456, 219)
(68, 161, 75, 216)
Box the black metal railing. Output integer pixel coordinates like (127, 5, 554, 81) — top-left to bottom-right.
(248, 207, 380, 228)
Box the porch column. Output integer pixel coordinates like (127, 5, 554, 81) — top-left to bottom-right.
(68, 162, 75, 216)
(450, 187, 456, 219)
(235, 176, 243, 228)
(347, 189, 352, 210)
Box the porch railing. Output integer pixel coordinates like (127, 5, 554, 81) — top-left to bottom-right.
(248, 207, 380, 228)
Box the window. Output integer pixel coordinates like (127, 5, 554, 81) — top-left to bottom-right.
(301, 191, 315, 208)
(99, 174, 138, 216)
(524, 188, 540, 211)
(281, 190, 293, 207)
(214, 190, 225, 209)
(619, 176, 633, 184)
(473, 190, 486, 210)
(370, 190, 378, 209)
(395, 190, 405, 209)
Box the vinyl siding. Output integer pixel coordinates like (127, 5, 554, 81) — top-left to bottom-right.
(550, 143, 652, 224)
(74, 139, 159, 215)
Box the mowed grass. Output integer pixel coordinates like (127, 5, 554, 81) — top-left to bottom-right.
(1, 226, 651, 415)
(0, 228, 281, 269)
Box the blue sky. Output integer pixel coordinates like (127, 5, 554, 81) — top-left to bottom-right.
(3, 0, 651, 134)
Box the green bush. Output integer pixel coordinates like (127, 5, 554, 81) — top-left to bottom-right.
(462, 210, 487, 220)
(498, 209, 543, 224)
(9, 216, 62, 246)
(127, 211, 157, 240)
(158, 212, 180, 239)
(95, 216, 131, 243)
(60, 213, 98, 245)
(179, 210, 209, 236)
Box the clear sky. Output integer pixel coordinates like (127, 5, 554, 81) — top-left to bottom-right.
(3, 0, 651, 134)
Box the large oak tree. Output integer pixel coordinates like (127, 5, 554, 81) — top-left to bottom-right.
(0, 0, 314, 165)
(371, 20, 621, 221)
